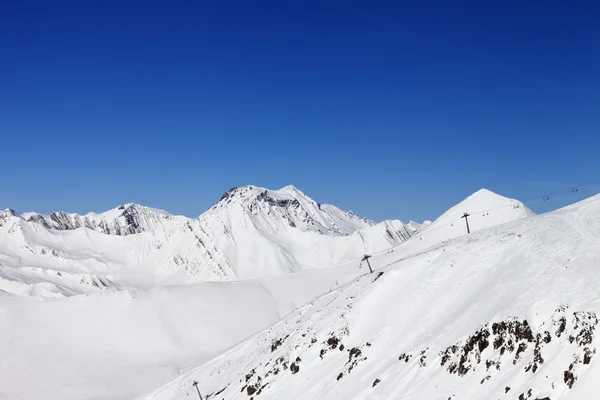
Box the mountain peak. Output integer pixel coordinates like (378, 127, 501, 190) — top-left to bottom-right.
(208, 184, 376, 236)
(465, 188, 506, 202)
(0, 208, 19, 227)
(418, 189, 533, 243)
(278, 184, 300, 193)
(2, 208, 17, 217)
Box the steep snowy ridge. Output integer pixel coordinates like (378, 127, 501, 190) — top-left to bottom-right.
(23, 203, 177, 236)
(142, 194, 600, 400)
(0, 185, 428, 294)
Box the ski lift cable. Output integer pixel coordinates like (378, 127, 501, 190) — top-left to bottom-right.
(520, 177, 600, 204)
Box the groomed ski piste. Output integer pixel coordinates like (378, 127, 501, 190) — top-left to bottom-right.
(3, 185, 597, 400)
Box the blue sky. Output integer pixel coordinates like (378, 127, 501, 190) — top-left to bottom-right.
(1, 1, 599, 222)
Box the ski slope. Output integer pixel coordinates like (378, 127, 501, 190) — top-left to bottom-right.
(142, 194, 600, 400)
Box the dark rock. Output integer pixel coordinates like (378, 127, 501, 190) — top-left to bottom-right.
(290, 362, 300, 374)
(348, 347, 362, 362)
(246, 386, 257, 396)
(583, 348, 594, 364)
(327, 336, 340, 349)
(564, 369, 576, 389)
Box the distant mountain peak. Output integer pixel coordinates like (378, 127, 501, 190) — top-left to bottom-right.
(207, 184, 376, 236)
(277, 184, 301, 193)
(23, 202, 173, 236)
(0, 208, 19, 228)
(2, 208, 17, 217)
(418, 188, 533, 242)
(213, 185, 306, 210)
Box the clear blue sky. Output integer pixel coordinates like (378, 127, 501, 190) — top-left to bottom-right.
(1, 1, 599, 222)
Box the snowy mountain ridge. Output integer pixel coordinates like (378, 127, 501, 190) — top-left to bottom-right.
(0, 184, 440, 296)
(22, 203, 177, 236)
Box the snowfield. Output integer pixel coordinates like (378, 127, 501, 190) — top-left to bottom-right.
(0, 263, 364, 400)
(1, 185, 571, 400)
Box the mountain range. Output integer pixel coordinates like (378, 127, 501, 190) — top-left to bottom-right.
(0, 184, 551, 400)
(0, 185, 439, 296)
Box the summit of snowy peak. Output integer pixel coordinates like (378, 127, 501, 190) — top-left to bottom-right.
(92, 202, 172, 219)
(416, 188, 533, 244)
(455, 188, 534, 215)
(214, 185, 308, 206)
(277, 184, 302, 194)
(2, 208, 18, 217)
(0, 209, 19, 227)
(465, 188, 507, 202)
(207, 184, 376, 236)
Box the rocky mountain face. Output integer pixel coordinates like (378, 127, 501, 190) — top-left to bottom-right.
(22, 203, 174, 236)
(209, 185, 374, 236)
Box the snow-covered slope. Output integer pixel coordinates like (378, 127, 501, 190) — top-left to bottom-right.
(0, 185, 422, 295)
(379, 188, 534, 260)
(0, 263, 365, 400)
(142, 193, 600, 400)
(425, 188, 534, 234)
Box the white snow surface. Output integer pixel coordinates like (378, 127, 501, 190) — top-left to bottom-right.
(0, 264, 363, 400)
(141, 193, 600, 400)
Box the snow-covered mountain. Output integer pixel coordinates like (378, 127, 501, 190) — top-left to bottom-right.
(0, 185, 552, 400)
(0, 185, 427, 296)
(142, 193, 600, 400)
(210, 185, 374, 235)
(383, 188, 534, 258)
